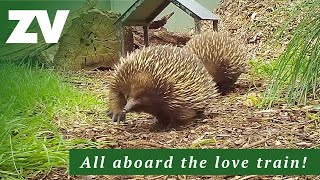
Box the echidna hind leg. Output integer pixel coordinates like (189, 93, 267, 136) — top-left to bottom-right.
(150, 119, 175, 131)
(159, 113, 178, 130)
(216, 73, 241, 94)
(217, 79, 237, 94)
(150, 120, 163, 131)
(195, 110, 205, 119)
(149, 113, 173, 131)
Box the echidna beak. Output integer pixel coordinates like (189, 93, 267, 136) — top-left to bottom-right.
(124, 98, 138, 113)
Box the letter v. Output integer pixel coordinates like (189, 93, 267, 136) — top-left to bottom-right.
(36, 10, 69, 43)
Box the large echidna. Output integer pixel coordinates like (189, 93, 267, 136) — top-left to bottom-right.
(184, 31, 247, 94)
(107, 45, 218, 129)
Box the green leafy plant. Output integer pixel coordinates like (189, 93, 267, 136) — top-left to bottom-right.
(249, 58, 277, 79)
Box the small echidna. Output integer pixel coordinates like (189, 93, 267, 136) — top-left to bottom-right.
(184, 31, 247, 94)
(107, 45, 218, 129)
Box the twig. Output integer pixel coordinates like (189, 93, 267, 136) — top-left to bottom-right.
(231, 175, 258, 180)
(177, 175, 187, 180)
(239, 175, 258, 180)
(242, 135, 276, 148)
(149, 12, 175, 29)
(149, 175, 167, 180)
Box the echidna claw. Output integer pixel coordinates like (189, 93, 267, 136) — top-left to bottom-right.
(106, 110, 126, 123)
(106, 110, 113, 118)
(112, 112, 126, 123)
(119, 112, 126, 122)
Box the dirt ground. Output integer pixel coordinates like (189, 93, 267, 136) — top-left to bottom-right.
(34, 70, 320, 180)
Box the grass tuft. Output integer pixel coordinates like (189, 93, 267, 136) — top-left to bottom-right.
(261, 0, 320, 107)
(0, 63, 107, 179)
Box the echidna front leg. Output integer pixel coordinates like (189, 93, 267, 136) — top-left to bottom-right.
(106, 110, 126, 122)
(107, 90, 127, 123)
(112, 111, 126, 123)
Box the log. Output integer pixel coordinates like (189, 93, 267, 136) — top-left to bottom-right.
(149, 12, 174, 29)
(53, 9, 123, 70)
(132, 28, 191, 49)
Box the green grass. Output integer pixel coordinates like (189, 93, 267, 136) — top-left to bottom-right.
(260, 0, 320, 107)
(0, 63, 107, 179)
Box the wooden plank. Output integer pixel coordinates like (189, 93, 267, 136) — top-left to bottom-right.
(124, 20, 149, 26)
(143, 25, 149, 47)
(116, 23, 125, 57)
(194, 18, 201, 34)
(213, 20, 218, 31)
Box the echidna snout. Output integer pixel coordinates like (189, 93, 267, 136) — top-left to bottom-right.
(123, 98, 138, 112)
(123, 97, 153, 113)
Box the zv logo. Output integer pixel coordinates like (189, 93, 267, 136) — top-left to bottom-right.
(6, 10, 69, 44)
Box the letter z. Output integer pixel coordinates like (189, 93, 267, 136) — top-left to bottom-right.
(6, 10, 38, 43)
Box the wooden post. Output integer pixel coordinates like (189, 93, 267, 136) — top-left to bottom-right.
(143, 25, 149, 47)
(116, 23, 125, 57)
(213, 20, 218, 31)
(194, 18, 201, 34)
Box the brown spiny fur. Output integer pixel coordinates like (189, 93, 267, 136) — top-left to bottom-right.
(108, 45, 218, 128)
(184, 31, 248, 94)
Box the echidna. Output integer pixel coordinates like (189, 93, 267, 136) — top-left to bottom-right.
(107, 45, 218, 129)
(184, 31, 247, 94)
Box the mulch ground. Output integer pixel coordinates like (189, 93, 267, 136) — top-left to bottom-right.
(32, 1, 319, 179)
(34, 70, 320, 180)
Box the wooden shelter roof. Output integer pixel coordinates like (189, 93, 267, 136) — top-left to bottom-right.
(115, 0, 219, 26)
